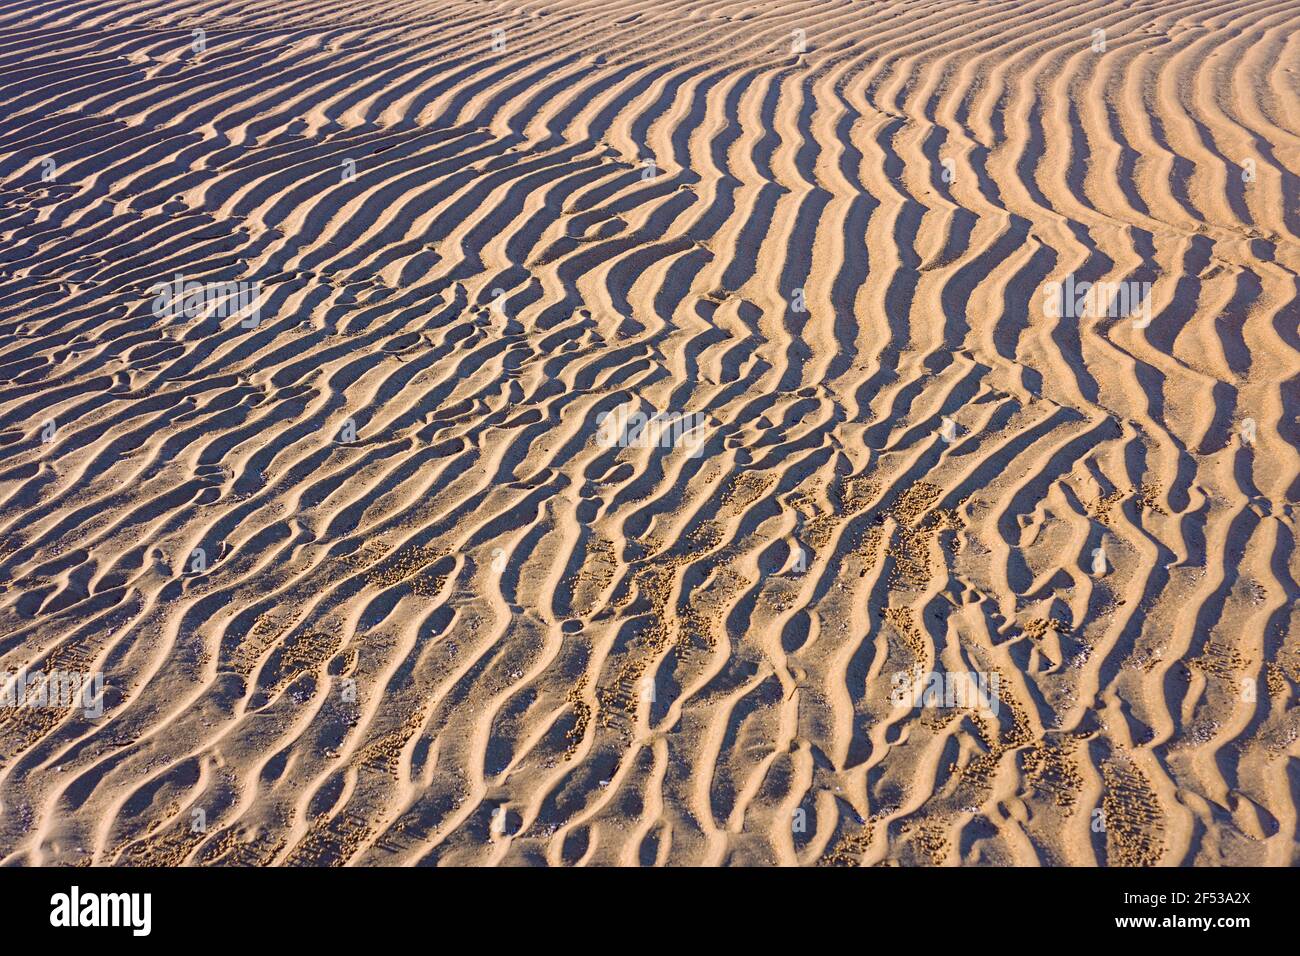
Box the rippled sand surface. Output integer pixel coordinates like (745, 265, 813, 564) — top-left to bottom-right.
(1, 0, 1298, 866)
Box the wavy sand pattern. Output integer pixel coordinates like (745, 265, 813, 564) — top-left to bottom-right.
(1, 0, 1298, 867)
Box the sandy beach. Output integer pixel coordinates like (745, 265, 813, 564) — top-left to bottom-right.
(1, 0, 1298, 866)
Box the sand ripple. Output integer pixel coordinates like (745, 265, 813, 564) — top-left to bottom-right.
(0, 0, 1297, 866)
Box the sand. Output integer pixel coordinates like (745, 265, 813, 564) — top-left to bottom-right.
(0, 0, 1297, 867)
